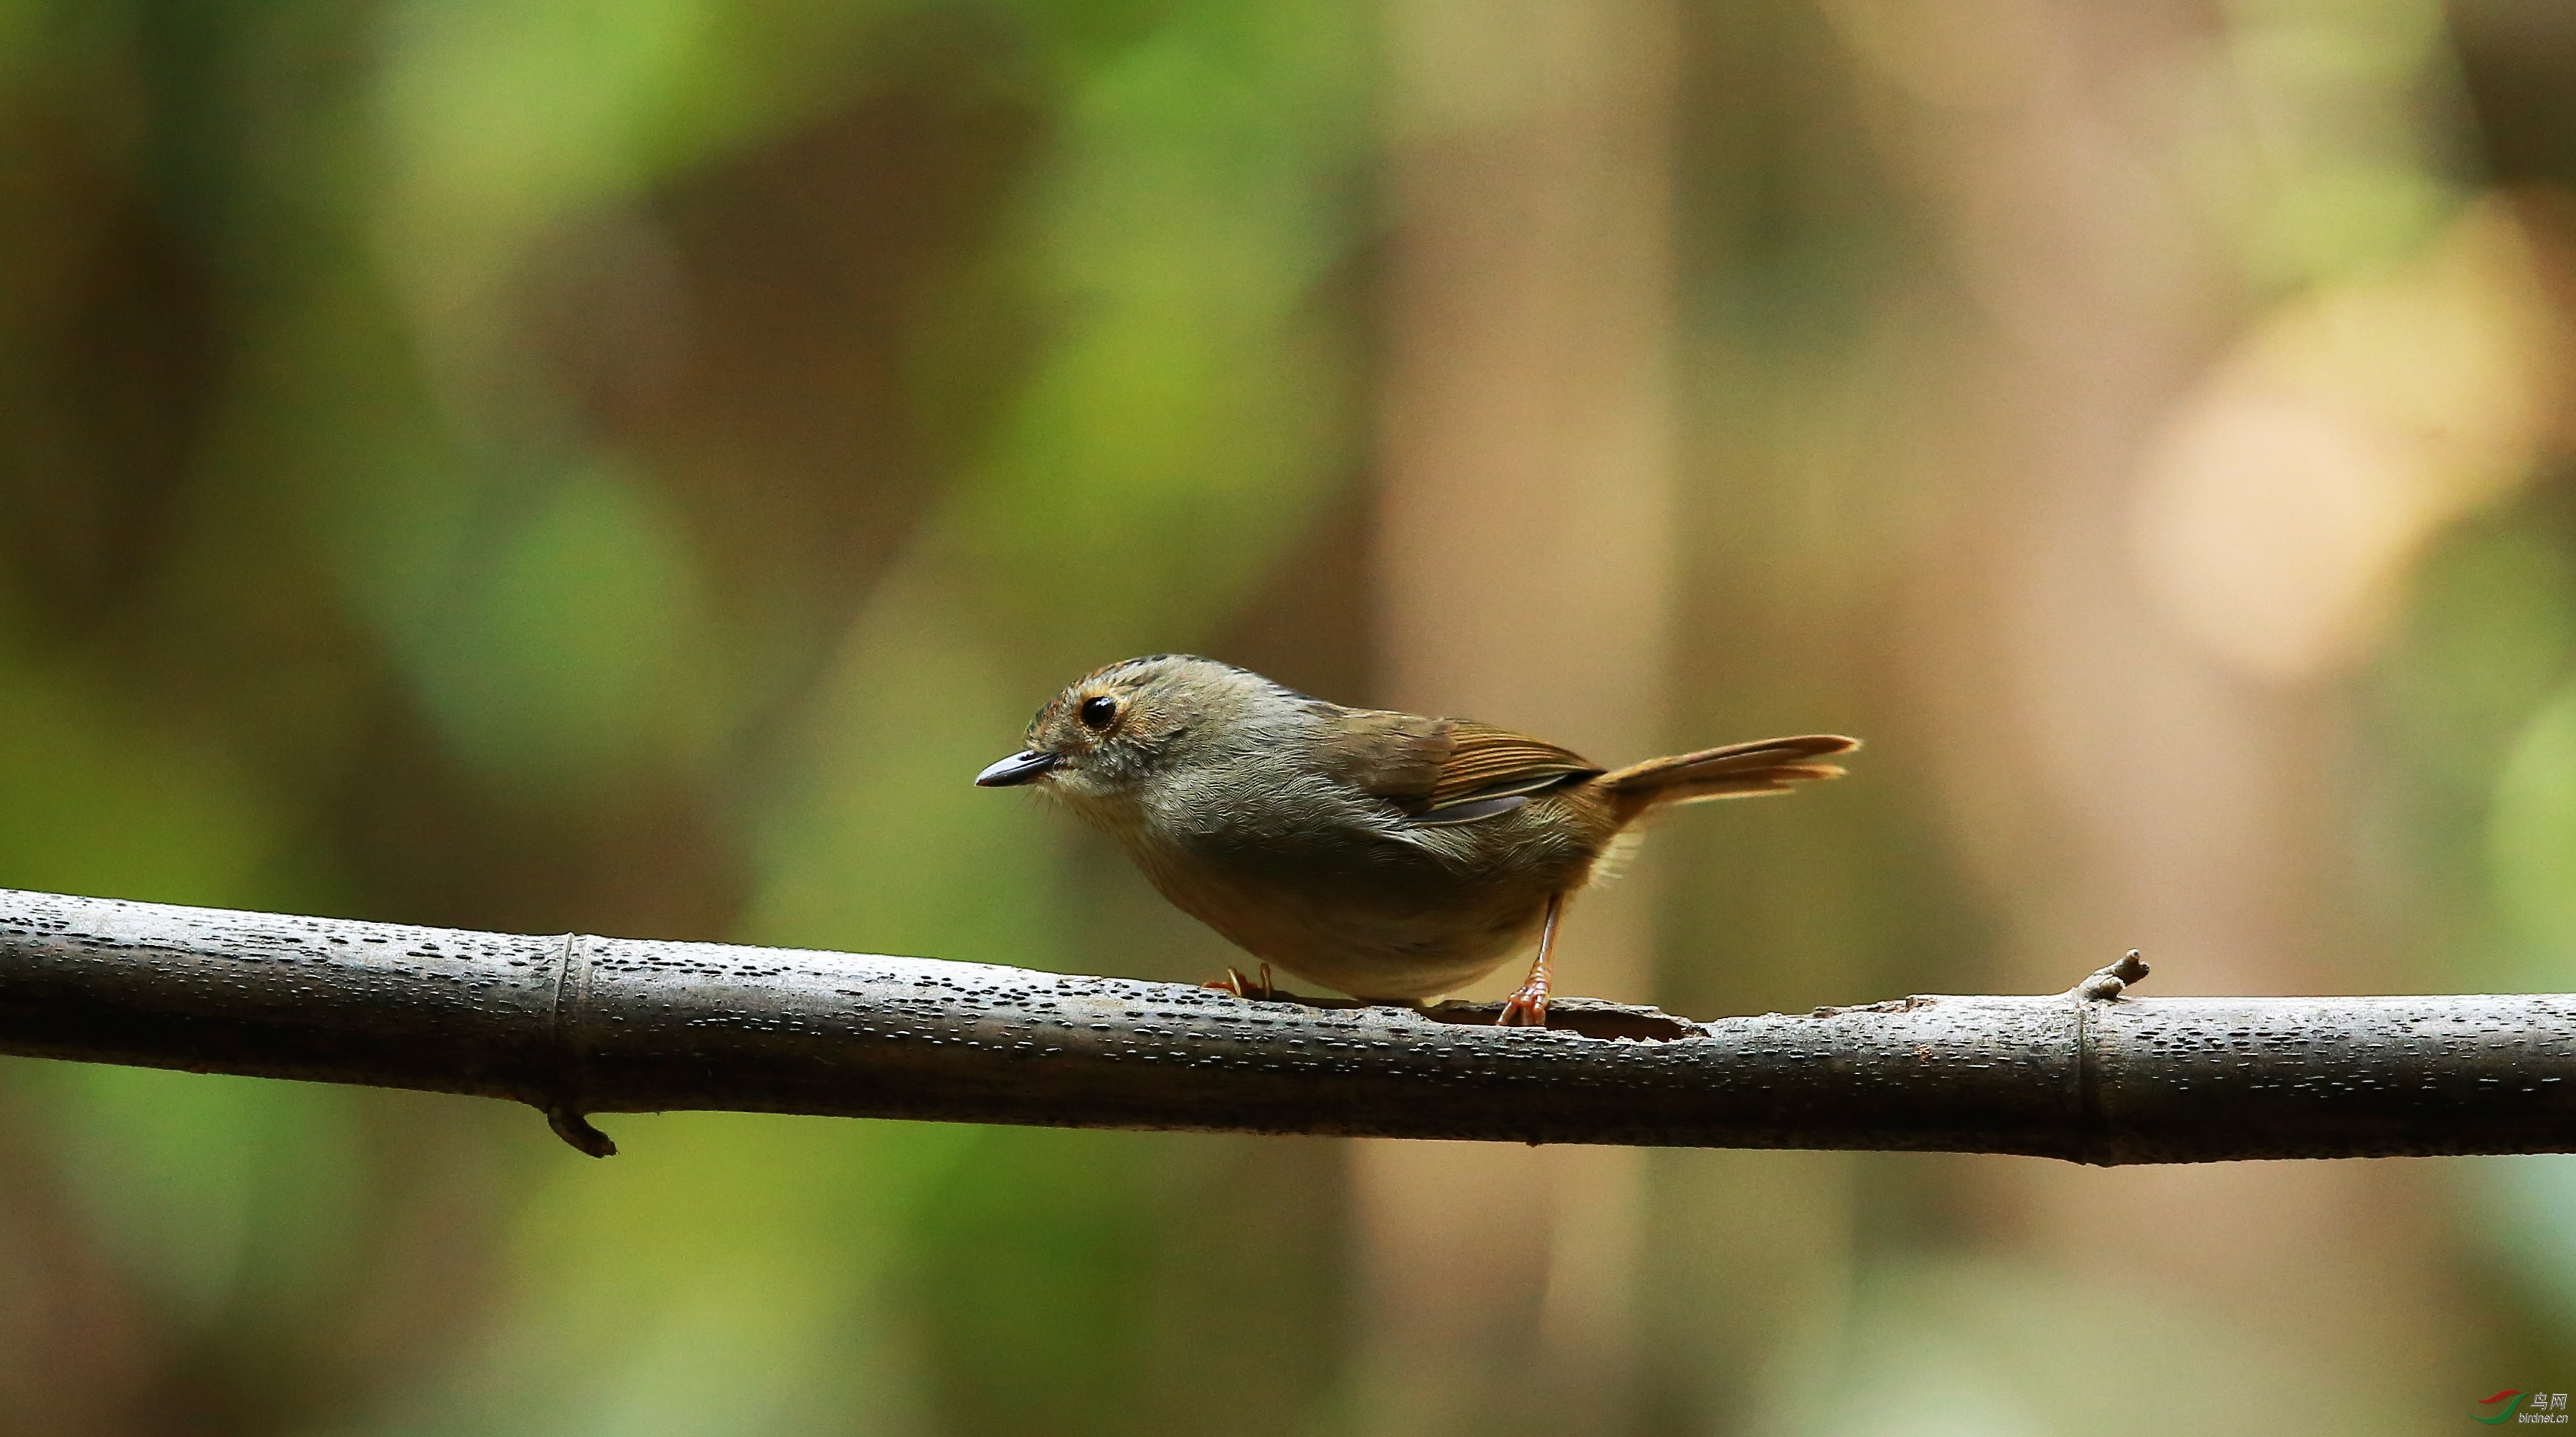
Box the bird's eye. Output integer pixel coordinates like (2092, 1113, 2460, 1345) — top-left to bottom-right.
(1078, 696, 1118, 731)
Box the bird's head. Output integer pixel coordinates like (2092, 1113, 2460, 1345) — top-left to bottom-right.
(974, 654, 1270, 809)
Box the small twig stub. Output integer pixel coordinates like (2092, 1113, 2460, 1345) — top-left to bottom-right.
(2065, 949, 2151, 1002)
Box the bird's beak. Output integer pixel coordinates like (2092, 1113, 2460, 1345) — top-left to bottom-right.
(975, 749, 1059, 787)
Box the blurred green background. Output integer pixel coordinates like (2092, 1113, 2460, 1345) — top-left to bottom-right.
(6, 0, 2576, 1431)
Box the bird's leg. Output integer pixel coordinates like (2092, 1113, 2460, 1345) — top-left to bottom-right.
(1497, 895, 1562, 1028)
(1203, 962, 1276, 1001)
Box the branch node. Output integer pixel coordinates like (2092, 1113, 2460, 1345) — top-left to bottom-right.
(546, 932, 614, 1156)
(545, 1106, 617, 1158)
(2066, 949, 2150, 1002)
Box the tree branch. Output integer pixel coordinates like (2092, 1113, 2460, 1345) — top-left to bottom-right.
(1, 888, 2568, 1165)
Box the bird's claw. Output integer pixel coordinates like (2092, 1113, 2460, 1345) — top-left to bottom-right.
(1496, 985, 1551, 1028)
(1203, 962, 1275, 1001)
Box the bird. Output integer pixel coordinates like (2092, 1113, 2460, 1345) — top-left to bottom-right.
(974, 655, 1856, 1026)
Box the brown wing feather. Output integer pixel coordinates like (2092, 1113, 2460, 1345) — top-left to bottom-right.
(1425, 722, 1601, 810)
(1318, 713, 1601, 819)
(1310, 710, 1451, 807)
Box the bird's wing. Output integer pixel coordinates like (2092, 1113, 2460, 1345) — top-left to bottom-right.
(1320, 713, 1601, 824)
(1424, 723, 1601, 808)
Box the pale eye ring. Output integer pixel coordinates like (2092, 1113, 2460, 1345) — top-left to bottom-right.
(1078, 696, 1117, 731)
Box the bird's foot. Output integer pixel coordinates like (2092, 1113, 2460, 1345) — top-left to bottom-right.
(1496, 982, 1551, 1028)
(1203, 963, 1275, 1001)
(1497, 892, 1563, 1028)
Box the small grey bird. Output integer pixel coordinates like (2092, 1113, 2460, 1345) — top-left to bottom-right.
(975, 655, 1855, 1025)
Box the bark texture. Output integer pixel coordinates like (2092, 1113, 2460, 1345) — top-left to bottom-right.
(1, 888, 2568, 1162)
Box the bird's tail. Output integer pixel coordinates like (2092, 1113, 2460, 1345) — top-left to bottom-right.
(1601, 734, 1859, 824)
